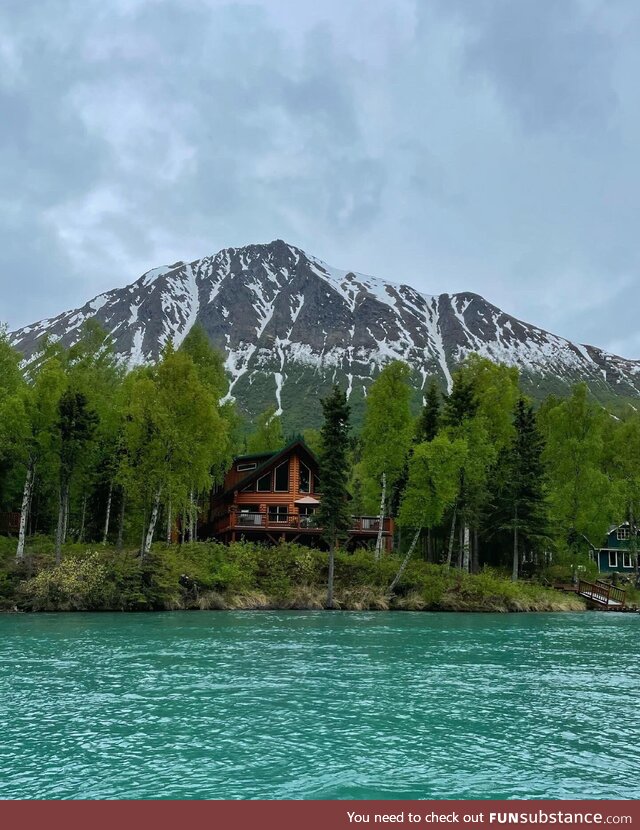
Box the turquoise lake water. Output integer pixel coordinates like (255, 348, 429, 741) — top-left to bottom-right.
(0, 611, 638, 800)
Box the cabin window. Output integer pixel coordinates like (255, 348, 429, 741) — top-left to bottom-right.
(616, 526, 630, 540)
(313, 473, 321, 493)
(608, 551, 618, 568)
(274, 460, 289, 492)
(268, 505, 288, 523)
(622, 552, 633, 568)
(257, 472, 271, 492)
(299, 462, 311, 493)
(237, 462, 257, 472)
(241, 480, 255, 492)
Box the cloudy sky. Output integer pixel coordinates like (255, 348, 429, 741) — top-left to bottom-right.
(1, 0, 640, 356)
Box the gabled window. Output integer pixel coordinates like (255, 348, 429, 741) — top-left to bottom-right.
(274, 460, 289, 492)
(257, 472, 271, 492)
(241, 480, 255, 492)
(237, 462, 257, 472)
(299, 462, 311, 493)
(617, 526, 630, 541)
(608, 551, 618, 568)
(313, 473, 321, 493)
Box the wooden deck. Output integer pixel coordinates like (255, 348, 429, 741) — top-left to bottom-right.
(577, 579, 626, 610)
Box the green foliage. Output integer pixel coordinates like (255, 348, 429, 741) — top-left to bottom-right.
(417, 379, 441, 442)
(489, 398, 550, 578)
(399, 434, 467, 529)
(316, 385, 352, 548)
(542, 383, 612, 547)
(246, 406, 284, 453)
(361, 361, 414, 503)
(180, 322, 229, 400)
(21, 552, 108, 611)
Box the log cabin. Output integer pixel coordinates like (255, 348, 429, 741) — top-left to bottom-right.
(204, 439, 394, 550)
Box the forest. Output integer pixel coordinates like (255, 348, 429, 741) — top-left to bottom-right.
(0, 320, 639, 612)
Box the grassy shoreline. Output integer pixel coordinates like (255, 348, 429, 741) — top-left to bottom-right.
(0, 538, 587, 614)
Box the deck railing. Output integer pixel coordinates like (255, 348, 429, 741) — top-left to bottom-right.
(578, 579, 626, 607)
(215, 512, 393, 534)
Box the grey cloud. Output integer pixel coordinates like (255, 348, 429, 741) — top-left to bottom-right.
(1, 0, 640, 362)
(435, 0, 617, 131)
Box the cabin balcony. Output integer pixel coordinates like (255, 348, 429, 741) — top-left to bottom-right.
(210, 512, 393, 536)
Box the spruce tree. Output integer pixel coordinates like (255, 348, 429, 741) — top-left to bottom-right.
(442, 372, 478, 428)
(494, 398, 549, 580)
(417, 379, 441, 442)
(316, 385, 351, 608)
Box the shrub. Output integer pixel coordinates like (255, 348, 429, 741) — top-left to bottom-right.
(20, 553, 108, 611)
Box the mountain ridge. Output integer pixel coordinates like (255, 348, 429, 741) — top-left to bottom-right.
(9, 239, 640, 429)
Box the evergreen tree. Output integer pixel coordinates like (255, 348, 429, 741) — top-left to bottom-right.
(417, 379, 441, 442)
(316, 385, 351, 608)
(442, 371, 478, 428)
(180, 323, 229, 400)
(492, 398, 549, 580)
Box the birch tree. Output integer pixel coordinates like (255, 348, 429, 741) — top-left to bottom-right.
(10, 351, 66, 560)
(390, 434, 467, 592)
(120, 345, 228, 557)
(361, 361, 413, 559)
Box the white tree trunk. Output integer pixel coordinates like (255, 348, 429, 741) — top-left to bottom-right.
(189, 490, 195, 542)
(142, 488, 162, 559)
(102, 481, 113, 544)
(374, 472, 387, 561)
(445, 503, 457, 567)
(166, 497, 172, 545)
(16, 457, 35, 561)
(387, 525, 422, 596)
(462, 524, 470, 572)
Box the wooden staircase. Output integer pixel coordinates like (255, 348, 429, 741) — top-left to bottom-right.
(578, 579, 626, 610)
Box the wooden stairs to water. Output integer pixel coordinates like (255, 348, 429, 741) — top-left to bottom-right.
(577, 579, 626, 610)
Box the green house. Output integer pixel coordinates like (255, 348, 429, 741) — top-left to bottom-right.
(595, 523, 638, 573)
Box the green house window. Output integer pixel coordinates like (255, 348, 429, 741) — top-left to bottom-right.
(608, 551, 618, 568)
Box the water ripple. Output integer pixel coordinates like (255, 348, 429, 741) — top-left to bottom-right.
(0, 611, 638, 799)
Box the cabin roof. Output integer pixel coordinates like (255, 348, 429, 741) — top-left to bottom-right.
(234, 450, 278, 463)
(218, 438, 318, 501)
(606, 521, 636, 535)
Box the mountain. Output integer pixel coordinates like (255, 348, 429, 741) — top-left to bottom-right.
(9, 239, 640, 429)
